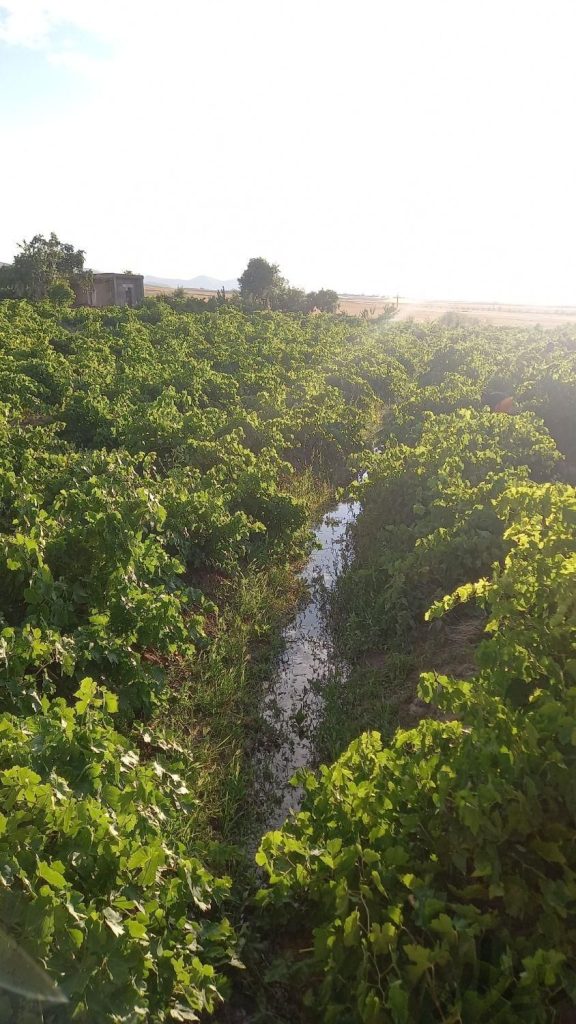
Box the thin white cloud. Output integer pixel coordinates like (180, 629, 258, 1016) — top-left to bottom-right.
(0, 1, 55, 48)
(0, 0, 200, 49)
(0, 0, 137, 52)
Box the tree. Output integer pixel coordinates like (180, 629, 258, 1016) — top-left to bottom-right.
(238, 257, 282, 308)
(47, 279, 75, 306)
(238, 257, 340, 315)
(0, 263, 17, 299)
(307, 288, 339, 313)
(0, 232, 92, 301)
(271, 285, 308, 313)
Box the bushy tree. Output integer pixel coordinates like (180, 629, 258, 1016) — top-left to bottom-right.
(0, 263, 17, 299)
(271, 285, 309, 313)
(47, 279, 75, 307)
(160, 288, 218, 313)
(238, 258, 340, 314)
(307, 288, 339, 313)
(238, 257, 282, 308)
(0, 232, 92, 301)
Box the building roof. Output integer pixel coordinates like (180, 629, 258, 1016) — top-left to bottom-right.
(93, 272, 143, 280)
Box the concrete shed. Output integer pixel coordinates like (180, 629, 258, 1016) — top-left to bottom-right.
(84, 273, 144, 308)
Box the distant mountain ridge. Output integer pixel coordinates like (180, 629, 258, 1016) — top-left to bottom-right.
(144, 274, 239, 291)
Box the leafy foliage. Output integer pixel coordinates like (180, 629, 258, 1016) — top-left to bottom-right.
(0, 297, 400, 1019)
(255, 323, 576, 1023)
(0, 682, 238, 1022)
(307, 289, 339, 314)
(333, 408, 560, 655)
(257, 480, 576, 1023)
(238, 258, 283, 309)
(0, 233, 91, 301)
(237, 257, 340, 313)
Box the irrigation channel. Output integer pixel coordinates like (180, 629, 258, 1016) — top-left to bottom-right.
(256, 497, 361, 835)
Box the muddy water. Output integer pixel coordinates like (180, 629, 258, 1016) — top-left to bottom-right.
(257, 499, 360, 833)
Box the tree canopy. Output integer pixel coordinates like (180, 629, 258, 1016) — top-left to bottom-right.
(238, 257, 339, 313)
(308, 288, 339, 313)
(0, 232, 92, 301)
(238, 257, 282, 308)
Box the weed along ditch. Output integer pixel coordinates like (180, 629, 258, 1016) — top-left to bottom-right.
(254, 496, 360, 834)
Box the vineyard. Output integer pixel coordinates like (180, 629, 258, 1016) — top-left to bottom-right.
(0, 297, 575, 1022)
(256, 325, 576, 1023)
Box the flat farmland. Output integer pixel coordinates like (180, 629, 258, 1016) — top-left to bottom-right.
(339, 295, 576, 325)
(144, 284, 576, 326)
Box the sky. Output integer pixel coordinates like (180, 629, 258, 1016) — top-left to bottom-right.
(1, 0, 575, 303)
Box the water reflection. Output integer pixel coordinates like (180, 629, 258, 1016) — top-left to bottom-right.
(257, 500, 360, 832)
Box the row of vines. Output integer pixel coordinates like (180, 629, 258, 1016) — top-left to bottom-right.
(256, 323, 576, 1022)
(0, 299, 390, 1022)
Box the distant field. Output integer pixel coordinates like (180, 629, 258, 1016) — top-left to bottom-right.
(391, 298, 576, 327)
(144, 284, 220, 302)
(338, 295, 576, 325)
(144, 284, 576, 327)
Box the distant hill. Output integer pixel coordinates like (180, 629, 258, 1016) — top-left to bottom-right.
(144, 274, 239, 291)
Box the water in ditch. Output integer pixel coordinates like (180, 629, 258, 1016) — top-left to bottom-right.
(255, 498, 360, 834)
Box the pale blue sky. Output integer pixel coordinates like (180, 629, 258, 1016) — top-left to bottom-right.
(1, 0, 575, 302)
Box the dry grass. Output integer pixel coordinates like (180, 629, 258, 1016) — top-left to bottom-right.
(391, 298, 576, 327)
(144, 284, 219, 301)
